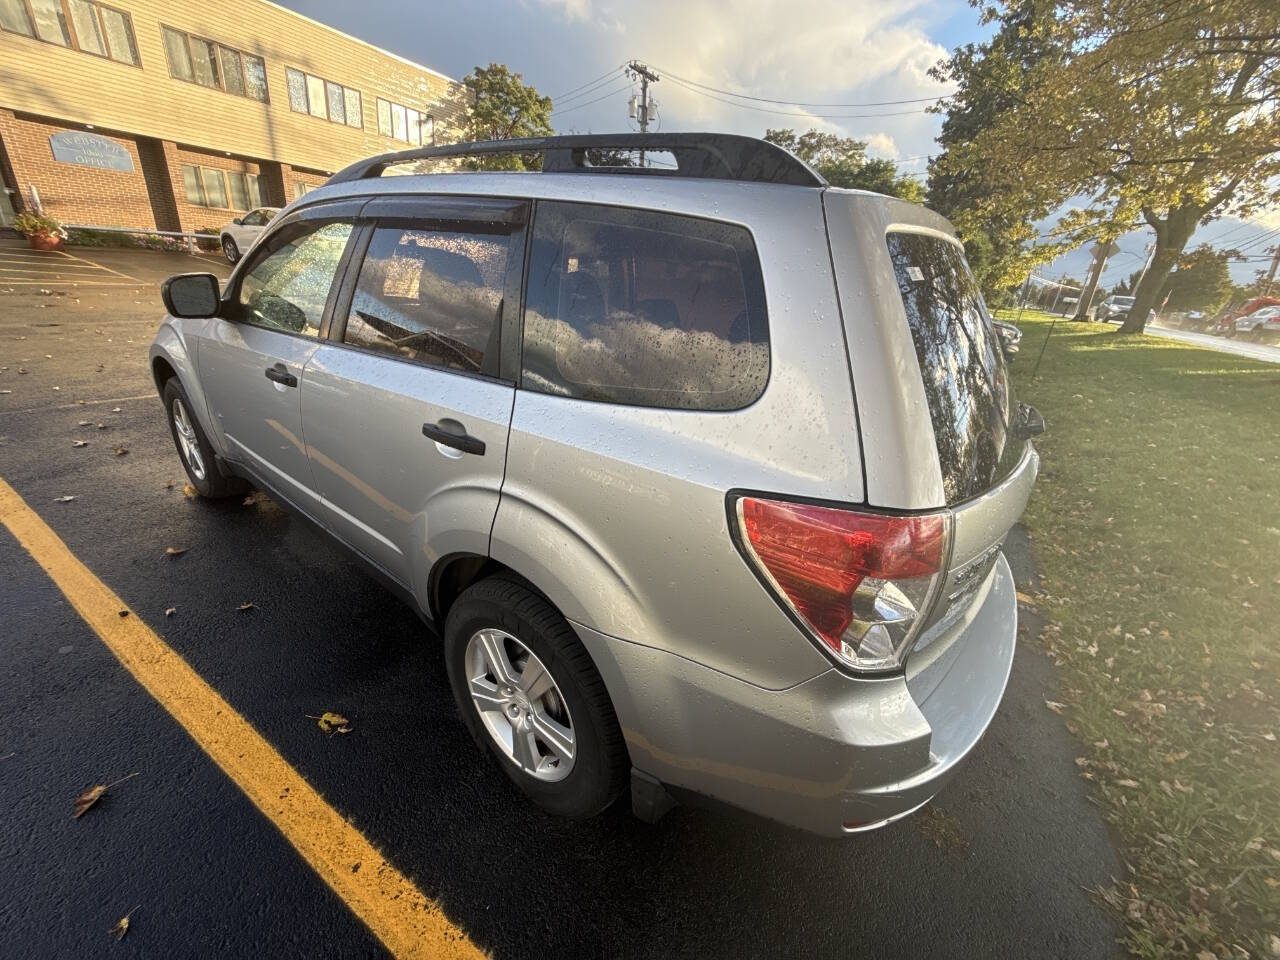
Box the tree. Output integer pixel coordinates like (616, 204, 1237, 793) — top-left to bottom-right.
(1158, 244, 1236, 313)
(928, 0, 1065, 305)
(460, 63, 553, 171)
(764, 129, 923, 202)
(952, 0, 1280, 333)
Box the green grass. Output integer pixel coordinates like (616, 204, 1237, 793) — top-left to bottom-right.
(1003, 311, 1280, 958)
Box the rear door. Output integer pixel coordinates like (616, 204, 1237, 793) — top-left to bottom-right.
(198, 201, 361, 510)
(300, 196, 527, 593)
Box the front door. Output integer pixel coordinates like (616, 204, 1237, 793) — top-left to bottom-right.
(300, 200, 526, 593)
(198, 215, 355, 511)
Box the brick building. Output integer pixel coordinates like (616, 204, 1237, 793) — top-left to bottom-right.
(0, 0, 470, 232)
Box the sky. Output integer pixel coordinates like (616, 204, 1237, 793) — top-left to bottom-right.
(275, 0, 1277, 290)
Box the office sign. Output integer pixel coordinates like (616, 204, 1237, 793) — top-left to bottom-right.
(49, 132, 134, 173)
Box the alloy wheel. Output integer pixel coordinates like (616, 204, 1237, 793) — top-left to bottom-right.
(465, 628, 576, 782)
(171, 396, 206, 481)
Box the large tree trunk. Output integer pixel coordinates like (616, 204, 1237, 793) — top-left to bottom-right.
(1119, 208, 1198, 334)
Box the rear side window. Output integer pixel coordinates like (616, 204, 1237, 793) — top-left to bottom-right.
(344, 226, 511, 377)
(886, 230, 1017, 504)
(522, 201, 768, 410)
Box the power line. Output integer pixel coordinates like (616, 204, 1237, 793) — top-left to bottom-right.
(549, 80, 633, 118)
(552, 69, 628, 107)
(551, 64, 626, 101)
(662, 74, 932, 119)
(1233, 227, 1280, 254)
(646, 64, 949, 108)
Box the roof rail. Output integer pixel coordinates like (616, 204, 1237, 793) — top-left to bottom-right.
(326, 133, 827, 188)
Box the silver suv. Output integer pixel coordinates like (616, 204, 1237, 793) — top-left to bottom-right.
(150, 134, 1041, 835)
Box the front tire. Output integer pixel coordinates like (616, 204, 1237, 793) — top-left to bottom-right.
(444, 576, 628, 819)
(222, 235, 240, 264)
(161, 377, 247, 499)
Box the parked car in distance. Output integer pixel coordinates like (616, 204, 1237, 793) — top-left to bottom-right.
(219, 206, 280, 263)
(1092, 295, 1134, 322)
(1235, 305, 1280, 342)
(993, 319, 1022, 361)
(151, 133, 1042, 837)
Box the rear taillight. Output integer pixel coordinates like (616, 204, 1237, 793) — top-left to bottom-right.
(733, 496, 950, 674)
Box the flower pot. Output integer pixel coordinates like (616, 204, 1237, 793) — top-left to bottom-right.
(29, 231, 64, 252)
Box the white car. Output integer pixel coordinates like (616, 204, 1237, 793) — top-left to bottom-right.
(219, 207, 280, 264)
(1235, 305, 1280, 342)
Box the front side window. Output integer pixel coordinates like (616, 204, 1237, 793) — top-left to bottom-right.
(522, 202, 769, 411)
(237, 221, 352, 337)
(344, 225, 510, 377)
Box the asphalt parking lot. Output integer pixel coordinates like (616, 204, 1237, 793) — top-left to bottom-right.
(1, 245, 1123, 959)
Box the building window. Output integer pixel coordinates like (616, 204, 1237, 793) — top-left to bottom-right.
(226, 172, 263, 210)
(1, 0, 139, 65)
(285, 67, 362, 128)
(162, 26, 267, 102)
(376, 97, 430, 145)
(293, 181, 312, 201)
(181, 163, 247, 209)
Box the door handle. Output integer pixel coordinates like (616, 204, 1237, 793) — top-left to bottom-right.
(264, 363, 297, 388)
(422, 420, 485, 456)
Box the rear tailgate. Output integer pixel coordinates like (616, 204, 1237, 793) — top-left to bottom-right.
(823, 189, 1039, 680)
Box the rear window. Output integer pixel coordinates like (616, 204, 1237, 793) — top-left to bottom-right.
(521, 201, 769, 410)
(886, 230, 1018, 504)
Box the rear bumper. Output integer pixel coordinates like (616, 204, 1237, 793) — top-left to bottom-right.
(574, 553, 1018, 837)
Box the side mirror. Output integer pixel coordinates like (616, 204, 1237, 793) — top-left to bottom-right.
(162, 273, 221, 319)
(232, 217, 243, 225)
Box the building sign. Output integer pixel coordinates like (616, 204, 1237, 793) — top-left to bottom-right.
(49, 132, 134, 173)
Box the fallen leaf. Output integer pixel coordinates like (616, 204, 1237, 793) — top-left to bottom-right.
(73, 772, 138, 818)
(309, 711, 352, 735)
(72, 440, 88, 448)
(237, 602, 256, 612)
(53, 495, 76, 503)
(118, 610, 129, 618)
(96, 422, 107, 429)
(182, 484, 197, 498)
(1044, 700, 1066, 714)
(78, 420, 92, 426)
(111, 407, 121, 413)
(164, 546, 188, 558)
(114, 446, 128, 457)
(165, 607, 176, 617)
(1114, 779, 1140, 788)
(108, 905, 139, 941)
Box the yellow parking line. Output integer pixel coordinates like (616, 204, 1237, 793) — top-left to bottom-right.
(0, 477, 485, 960)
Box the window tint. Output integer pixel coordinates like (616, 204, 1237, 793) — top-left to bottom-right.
(344, 226, 509, 377)
(522, 202, 769, 410)
(886, 230, 1017, 504)
(237, 221, 352, 337)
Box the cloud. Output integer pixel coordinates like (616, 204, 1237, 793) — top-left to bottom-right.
(536, 0, 953, 158)
(864, 133, 900, 158)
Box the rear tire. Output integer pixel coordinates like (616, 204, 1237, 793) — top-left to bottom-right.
(222, 235, 239, 264)
(161, 377, 247, 499)
(444, 576, 628, 819)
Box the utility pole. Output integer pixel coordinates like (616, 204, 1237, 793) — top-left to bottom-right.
(626, 61, 660, 164)
(1073, 238, 1115, 321)
(1049, 274, 1069, 315)
(1265, 244, 1280, 296)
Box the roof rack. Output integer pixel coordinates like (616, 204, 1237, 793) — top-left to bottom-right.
(326, 133, 827, 188)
